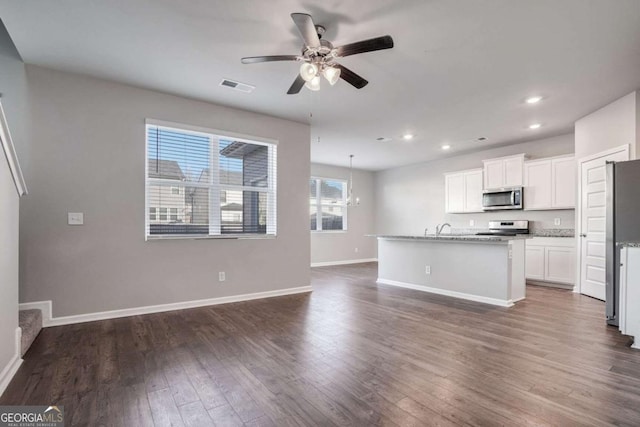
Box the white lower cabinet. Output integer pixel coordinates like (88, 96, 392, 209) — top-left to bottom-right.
(525, 237, 575, 285)
(525, 245, 545, 280)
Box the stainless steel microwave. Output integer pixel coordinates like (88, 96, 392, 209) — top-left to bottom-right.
(482, 187, 523, 210)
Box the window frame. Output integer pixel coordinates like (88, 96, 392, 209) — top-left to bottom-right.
(310, 176, 348, 232)
(145, 119, 278, 241)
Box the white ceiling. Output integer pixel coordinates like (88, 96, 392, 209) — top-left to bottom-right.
(2, 0, 640, 170)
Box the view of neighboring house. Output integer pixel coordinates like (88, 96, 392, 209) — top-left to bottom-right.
(221, 141, 269, 234)
(147, 159, 187, 227)
(154, 140, 270, 235)
(310, 178, 346, 230)
(189, 168, 244, 228)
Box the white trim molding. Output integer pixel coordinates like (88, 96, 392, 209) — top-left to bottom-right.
(0, 99, 27, 196)
(311, 258, 378, 267)
(19, 286, 312, 327)
(0, 327, 23, 396)
(376, 278, 518, 307)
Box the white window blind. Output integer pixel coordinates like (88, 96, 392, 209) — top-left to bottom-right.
(310, 177, 347, 231)
(146, 123, 277, 239)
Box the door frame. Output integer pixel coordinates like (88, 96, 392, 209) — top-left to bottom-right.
(575, 144, 630, 295)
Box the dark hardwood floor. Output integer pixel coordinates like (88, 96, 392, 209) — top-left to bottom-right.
(3, 262, 640, 426)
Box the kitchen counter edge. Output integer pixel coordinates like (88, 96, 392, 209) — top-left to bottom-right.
(371, 234, 531, 242)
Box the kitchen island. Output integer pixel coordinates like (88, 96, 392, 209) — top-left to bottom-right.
(375, 234, 528, 307)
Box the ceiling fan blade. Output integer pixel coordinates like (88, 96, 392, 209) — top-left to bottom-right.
(335, 64, 368, 89)
(335, 35, 394, 58)
(287, 75, 306, 94)
(241, 55, 299, 64)
(291, 13, 321, 48)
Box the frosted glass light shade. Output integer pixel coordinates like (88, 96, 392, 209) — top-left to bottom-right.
(305, 75, 321, 91)
(323, 66, 341, 85)
(299, 62, 318, 82)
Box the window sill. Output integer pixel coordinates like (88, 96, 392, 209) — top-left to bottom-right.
(311, 230, 348, 234)
(146, 234, 276, 241)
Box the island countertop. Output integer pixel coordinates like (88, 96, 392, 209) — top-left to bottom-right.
(372, 234, 531, 243)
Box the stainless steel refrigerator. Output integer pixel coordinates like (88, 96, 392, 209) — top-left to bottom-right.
(606, 159, 640, 326)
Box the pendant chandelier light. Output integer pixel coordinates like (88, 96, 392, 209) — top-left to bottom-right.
(299, 62, 341, 91)
(346, 154, 360, 206)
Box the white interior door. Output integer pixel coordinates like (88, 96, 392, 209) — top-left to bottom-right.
(579, 148, 629, 300)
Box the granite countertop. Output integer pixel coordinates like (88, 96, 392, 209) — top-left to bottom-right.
(618, 242, 640, 248)
(374, 234, 531, 242)
(530, 229, 575, 238)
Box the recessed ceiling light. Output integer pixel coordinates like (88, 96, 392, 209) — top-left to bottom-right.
(403, 134, 414, 140)
(529, 123, 542, 129)
(441, 144, 451, 150)
(526, 96, 543, 104)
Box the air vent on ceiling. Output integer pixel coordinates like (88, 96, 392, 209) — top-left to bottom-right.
(220, 79, 255, 93)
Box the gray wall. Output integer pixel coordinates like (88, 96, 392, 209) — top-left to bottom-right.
(20, 65, 310, 317)
(0, 20, 27, 380)
(575, 91, 639, 160)
(375, 134, 576, 235)
(310, 163, 377, 264)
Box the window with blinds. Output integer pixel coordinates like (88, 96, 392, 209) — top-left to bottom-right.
(145, 122, 277, 239)
(309, 177, 347, 231)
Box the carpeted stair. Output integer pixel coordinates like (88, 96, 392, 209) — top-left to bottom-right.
(19, 309, 42, 356)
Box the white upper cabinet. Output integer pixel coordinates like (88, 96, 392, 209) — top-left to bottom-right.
(504, 156, 525, 187)
(445, 172, 465, 213)
(445, 168, 483, 213)
(483, 154, 525, 189)
(524, 155, 575, 210)
(551, 156, 576, 208)
(523, 159, 552, 209)
(483, 159, 504, 190)
(464, 169, 483, 212)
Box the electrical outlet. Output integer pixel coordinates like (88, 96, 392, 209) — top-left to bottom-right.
(554, 218, 561, 226)
(425, 266, 431, 275)
(68, 212, 84, 225)
(469, 219, 475, 227)
(218, 272, 226, 282)
(355, 247, 359, 253)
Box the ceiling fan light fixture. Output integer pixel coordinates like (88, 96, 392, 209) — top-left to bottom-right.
(323, 66, 341, 85)
(305, 75, 321, 91)
(299, 62, 318, 82)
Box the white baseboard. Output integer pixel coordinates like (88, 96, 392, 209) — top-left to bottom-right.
(19, 285, 312, 327)
(0, 327, 23, 396)
(376, 278, 517, 307)
(311, 258, 378, 267)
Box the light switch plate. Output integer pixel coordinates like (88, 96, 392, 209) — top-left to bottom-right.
(68, 212, 84, 225)
(554, 218, 561, 226)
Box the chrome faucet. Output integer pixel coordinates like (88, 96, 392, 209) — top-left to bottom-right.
(435, 223, 451, 236)
(424, 227, 429, 237)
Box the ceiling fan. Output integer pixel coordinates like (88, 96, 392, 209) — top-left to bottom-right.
(241, 13, 394, 94)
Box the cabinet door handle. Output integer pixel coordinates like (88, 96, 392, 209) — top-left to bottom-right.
(580, 233, 587, 238)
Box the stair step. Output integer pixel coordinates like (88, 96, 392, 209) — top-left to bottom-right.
(19, 309, 43, 356)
